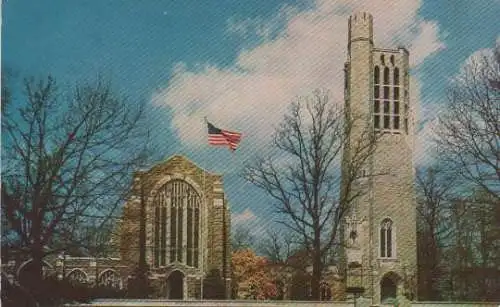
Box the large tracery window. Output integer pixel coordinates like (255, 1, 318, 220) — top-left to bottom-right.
(380, 218, 394, 258)
(153, 179, 201, 268)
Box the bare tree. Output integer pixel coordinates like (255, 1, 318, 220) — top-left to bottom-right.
(415, 166, 458, 300)
(445, 190, 500, 301)
(1, 70, 11, 112)
(1, 76, 150, 285)
(433, 42, 500, 301)
(243, 89, 376, 299)
(231, 225, 255, 251)
(436, 44, 500, 203)
(257, 228, 299, 265)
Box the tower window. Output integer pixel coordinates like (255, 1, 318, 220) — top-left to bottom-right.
(383, 101, 390, 114)
(394, 68, 400, 85)
(393, 101, 399, 115)
(374, 96, 381, 130)
(380, 218, 394, 258)
(393, 87, 399, 101)
(374, 115, 380, 129)
(393, 116, 400, 129)
(375, 61, 404, 132)
(384, 116, 390, 129)
(383, 86, 390, 99)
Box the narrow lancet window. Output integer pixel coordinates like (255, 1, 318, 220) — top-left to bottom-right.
(380, 219, 394, 258)
(384, 67, 390, 85)
(394, 68, 399, 85)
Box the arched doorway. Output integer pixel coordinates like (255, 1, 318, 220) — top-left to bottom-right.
(380, 272, 398, 304)
(17, 259, 52, 288)
(167, 270, 184, 299)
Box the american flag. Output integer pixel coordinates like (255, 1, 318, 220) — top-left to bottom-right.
(207, 121, 242, 151)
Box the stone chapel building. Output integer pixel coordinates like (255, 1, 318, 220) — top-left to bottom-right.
(340, 12, 418, 306)
(119, 155, 232, 299)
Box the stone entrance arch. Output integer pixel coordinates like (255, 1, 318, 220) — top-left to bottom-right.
(17, 259, 53, 287)
(380, 272, 400, 304)
(166, 270, 184, 299)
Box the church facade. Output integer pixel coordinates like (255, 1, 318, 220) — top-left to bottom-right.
(341, 12, 418, 306)
(119, 155, 233, 299)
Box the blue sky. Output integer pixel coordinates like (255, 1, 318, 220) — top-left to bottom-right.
(2, 0, 499, 235)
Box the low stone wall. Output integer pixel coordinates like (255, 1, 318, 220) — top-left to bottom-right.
(412, 302, 499, 307)
(65, 299, 500, 307)
(66, 299, 355, 307)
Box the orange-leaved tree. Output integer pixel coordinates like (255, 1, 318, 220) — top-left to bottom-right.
(232, 249, 277, 300)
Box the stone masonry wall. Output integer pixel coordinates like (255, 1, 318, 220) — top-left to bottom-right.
(118, 155, 232, 298)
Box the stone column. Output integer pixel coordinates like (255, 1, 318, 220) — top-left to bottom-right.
(166, 195, 171, 264)
(225, 278, 232, 299)
(182, 193, 188, 263)
(145, 195, 153, 265)
(183, 275, 188, 299)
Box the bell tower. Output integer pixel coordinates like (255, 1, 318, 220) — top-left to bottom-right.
(341, 12, 417, 306)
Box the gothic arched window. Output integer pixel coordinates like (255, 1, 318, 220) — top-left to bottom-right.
(393, 67, 400, 85)
(153, 179, 201, 268)
(98, 270, 121, 288)
(374, 65, 381, 129)
(67, 269, 88, 284)
(383, 67, 390, 85)
(380, 218, 394, 258)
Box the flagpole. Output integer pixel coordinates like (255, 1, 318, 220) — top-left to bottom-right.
(202, 115, 207, 299)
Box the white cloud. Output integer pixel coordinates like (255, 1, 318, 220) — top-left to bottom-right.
(414, 36, 499, 168)
(231, 208, 268, 237)
(153, 0, 446, 155)
(414, 116, 441, 167)
(232, 208, 257, 226)
(408, 21, 446, 67)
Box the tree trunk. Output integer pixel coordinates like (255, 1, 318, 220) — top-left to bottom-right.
(30, 206, 44, 287)
(31, 247, 44, 282)
(311, 235, 322, 300)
